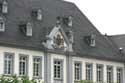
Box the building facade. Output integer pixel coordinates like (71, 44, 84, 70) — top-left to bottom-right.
(0, 0, 124, 83)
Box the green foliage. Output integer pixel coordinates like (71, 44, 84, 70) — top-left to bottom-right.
(0, 75, 37, 83)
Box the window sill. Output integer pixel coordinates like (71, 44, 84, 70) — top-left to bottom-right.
(3, 74, 14, 77)
(33, 76, 42, 79)
(54, 78, 63, 81)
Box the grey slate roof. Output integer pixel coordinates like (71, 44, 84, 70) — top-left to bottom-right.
(0, 0, 123, 62)
(110, 34, 125, 54)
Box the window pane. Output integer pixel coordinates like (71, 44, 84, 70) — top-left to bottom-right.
(107, 66, 113, 83)
(117, 68, 123, 83)
(86, 64, 92, 81)
(4, 53, 13, 75)
(74, 62, 81, 80)
(96, 65, 103, 82)
(19, 56, 28, 76)
(33, 57, 41, 77)
(54, 60, 62, 79)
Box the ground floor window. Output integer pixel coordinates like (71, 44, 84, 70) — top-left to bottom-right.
(33, 56, 42, 78)
(117, 68, 123, 83)
(19, 55, 28, 76)
(54, 59, 63, 79)
(107, 66, 113, 83)
(4, 52, 14, 75)
(86, 63, 93, 81)
(96, 64, 103, 82)
(74, 62, 81, 81)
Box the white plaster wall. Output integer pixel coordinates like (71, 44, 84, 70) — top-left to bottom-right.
(51, 53, 67, 83)
(73, 57, 125, 83)
(0, 46, 44, 82)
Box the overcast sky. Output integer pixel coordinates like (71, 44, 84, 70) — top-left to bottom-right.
(66, 0, 125, 35)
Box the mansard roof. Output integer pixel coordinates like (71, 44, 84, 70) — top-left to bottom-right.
(0, 0, 123, 62)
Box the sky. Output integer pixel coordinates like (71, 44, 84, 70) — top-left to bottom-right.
(66, 0, 125, 35)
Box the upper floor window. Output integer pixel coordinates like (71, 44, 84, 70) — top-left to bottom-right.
(4, 52, 14, 75)
(86, 63, 93, 81)
(107, 66, 113, 83)
(2, 0, 8, 14)
(54, 59, 63, 79)
(96, 64, 103, 82)
(19, 55, 28, 76)
(74, 62, 81, 81)
(117, 68, 123, 83)
(0, 17, 5, 32)
(33, 56, 42, 78)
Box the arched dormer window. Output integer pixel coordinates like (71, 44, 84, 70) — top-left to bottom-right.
(2, 0, 8, 14)
(26, 22, 32, 36)
(0, 17, 5, 32)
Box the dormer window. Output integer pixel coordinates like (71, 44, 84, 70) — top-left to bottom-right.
(84, 34, 96, 47)
(19, 22, 32, 36)
(63, 16, 73, 27)
(90, 34, 96, 47)
(32, 9, 42, 21)
(26, 22, 32, 36)
(2, 0, 8, 14)
(68, 16, 72, 27)
(0, 17, 5, 32)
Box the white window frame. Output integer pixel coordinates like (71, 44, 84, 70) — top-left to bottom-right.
(86, 63, 93, 81)
(117, 67, 123, 83)
(54, 59, 63, 79)
(33, 56, 42, 78)
(107, 66, 113, 83)
(96, 64, 103, 82)
(74, 62, 81, 81)
(19, 54, 28, 76)
(26, 22, 32, 36)
(4, 52, 14, 75)
(2, 0, 8, 14)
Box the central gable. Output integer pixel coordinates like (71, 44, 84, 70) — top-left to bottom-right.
(43, 25, 72, 51)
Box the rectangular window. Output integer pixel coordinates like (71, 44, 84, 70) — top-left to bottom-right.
(117, 68, 123, 83)
(33, 57, 42, 78)
(19, 55, 28, 76)
(0, 21, 5, 31)
(54, 60, 63, 79)
(107, 66, 113, 83)
(74, 62, 81, 81)
(96, 64, 103, 82)
(4, 52, 14, 75)
(86, 63, 93, 81)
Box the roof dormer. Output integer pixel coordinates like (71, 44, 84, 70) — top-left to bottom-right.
(19, 22, 32, 36)
(84, 34, 96, 47)
(2, 0, 8, 14)
(26, 22, 32, 36)
(32, 9, 42, 21)
(0, 17, 5, 32)
(63, 16, 73, 27)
